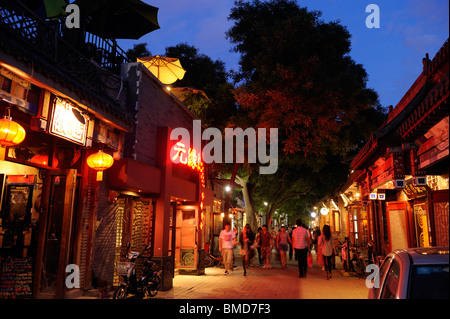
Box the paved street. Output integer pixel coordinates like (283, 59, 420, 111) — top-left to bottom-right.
(156, 251, 369, 299)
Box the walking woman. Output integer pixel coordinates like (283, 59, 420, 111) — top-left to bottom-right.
(319, 225, 334, 279)
(276, 226, 292, 268)
(239, 224, 254, 276)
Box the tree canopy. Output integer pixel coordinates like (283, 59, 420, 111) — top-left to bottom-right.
(225, 0, 386, 228)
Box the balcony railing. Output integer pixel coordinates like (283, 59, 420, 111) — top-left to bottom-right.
(0, 0, 130, 95)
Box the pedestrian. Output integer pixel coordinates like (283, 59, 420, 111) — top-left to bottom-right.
(291, 219, 310, 278)
(254, 227, 263, 266)
(341, 237, 350, 271)
(319, 225, 334, 279)
(316, 229, 324, 270)
(260, 225, 273, 269)
(239, 224, 254, 276)
(288, 227, 294, 261)
(219, 222, 236, 275)
(276, 225, 292, 268)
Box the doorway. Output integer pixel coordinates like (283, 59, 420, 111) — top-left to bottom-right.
(34, 169, 77, 298)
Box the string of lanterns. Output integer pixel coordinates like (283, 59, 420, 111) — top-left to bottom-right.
(1, 106, 114, 180)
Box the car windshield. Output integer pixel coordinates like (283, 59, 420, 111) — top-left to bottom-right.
(409, 264, 449, 299)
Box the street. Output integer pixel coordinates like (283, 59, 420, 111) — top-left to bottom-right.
(156, 251, 369, 299)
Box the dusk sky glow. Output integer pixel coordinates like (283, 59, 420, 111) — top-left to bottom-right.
(118, 0, 449, 109)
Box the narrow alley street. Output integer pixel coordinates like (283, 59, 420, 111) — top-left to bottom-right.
(155, 251, 369, 299)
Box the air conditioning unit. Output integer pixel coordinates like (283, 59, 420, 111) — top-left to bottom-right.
(413, 176, 427, 186)
(394, 179, 405, 189)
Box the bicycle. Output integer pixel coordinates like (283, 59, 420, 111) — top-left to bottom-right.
(206, 253, 224, 268)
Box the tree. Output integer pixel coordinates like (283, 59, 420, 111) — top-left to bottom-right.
(125, 43, 151, 61)
(225, 0, 386, 228)
(164, 43, 238, 129)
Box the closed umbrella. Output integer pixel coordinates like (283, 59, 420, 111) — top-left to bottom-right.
(74, 0, 160, 39)
(138, 56, 186, 85)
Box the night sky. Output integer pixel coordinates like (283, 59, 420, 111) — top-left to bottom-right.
(118, 0, 449, 109)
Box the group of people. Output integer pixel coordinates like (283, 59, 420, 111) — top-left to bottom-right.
(218, 219, 334, 279)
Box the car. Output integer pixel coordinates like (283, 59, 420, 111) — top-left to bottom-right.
(368, 246, 449, 299)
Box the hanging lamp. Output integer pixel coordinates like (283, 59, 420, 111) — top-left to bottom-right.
(86, 150, 114, 181)
(0, 107, 26, 161)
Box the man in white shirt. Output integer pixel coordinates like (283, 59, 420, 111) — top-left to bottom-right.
(219, 222, 236, 274)
(291, 219, 311, 278)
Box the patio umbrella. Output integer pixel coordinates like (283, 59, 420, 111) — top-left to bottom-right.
(74, 0, 160, 39)
(138, 56, 186, 85)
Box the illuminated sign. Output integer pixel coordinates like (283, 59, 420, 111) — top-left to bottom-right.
(171, 141, 206, 230)
(377, 193, 386, 200)
(171, 142, 205, 187)
(369, 193, 377, 200)
(50, 98, 87, 145)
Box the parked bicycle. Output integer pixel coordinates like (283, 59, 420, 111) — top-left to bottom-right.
(350, 246, 367, 279)
(206, 252, 224, 267)
(113, 244, 162, 299)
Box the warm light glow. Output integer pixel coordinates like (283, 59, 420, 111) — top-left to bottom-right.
(221, 212, 224, 218)
(171, 142, 206, 190)
(87, 150, 114, 181)
(0, 116, 26, 147)
(320, 207, 329, 215)
(31, 154, 58, 167)
(311, 212, 317, 218)
(50, 98, 87, 145)
(225, 186, 231, 192)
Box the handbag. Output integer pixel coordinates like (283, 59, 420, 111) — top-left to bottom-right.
(307, 253, 313, 267)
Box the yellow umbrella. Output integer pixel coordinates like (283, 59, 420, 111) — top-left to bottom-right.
(138, 55, 186, 85)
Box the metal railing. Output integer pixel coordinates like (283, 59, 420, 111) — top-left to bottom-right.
(0, 0, 130, 94)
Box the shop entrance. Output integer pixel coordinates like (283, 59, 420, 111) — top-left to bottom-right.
(175, 207, 197, 271)
(34, 169, 77, 299)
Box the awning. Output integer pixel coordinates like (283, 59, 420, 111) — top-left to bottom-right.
(108, 158, 161, 194)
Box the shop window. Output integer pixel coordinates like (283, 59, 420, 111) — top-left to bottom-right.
(7, 130, 54, 168)
(348, 205, 369, 248)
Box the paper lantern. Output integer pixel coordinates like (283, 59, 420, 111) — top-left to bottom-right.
(31, 154, 58, 167)
(0, 116, 26, 147)
(86, 150, 114, 181)
(0, 116, 26, 161)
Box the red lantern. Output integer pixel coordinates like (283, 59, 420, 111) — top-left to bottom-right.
(86, 150, 114, 181)
(30, 154, 58, 167)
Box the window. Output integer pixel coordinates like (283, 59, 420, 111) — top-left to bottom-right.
(372, 256, 392, 297)
(409, 265, 449, 299)
(381, 259, 400, 299)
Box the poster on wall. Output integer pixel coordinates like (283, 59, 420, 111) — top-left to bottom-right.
(3, 184, 34, 225)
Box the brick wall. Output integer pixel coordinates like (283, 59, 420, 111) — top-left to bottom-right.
(91, 169, 118, 288)
(123, 63, 197, 167)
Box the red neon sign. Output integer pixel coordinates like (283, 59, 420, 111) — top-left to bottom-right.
(171, 142, 205, 187)
(172, 142, 206, 231)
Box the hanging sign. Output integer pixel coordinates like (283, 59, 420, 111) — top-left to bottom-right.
(49, 98, 87, 145)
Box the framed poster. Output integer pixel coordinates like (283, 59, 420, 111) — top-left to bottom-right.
(3, 184, 34, 225)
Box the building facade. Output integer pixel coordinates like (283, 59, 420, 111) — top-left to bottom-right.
(0, 1, 131, 298)
(0, 1, 216, 299)
(318, 39, 449, 257)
